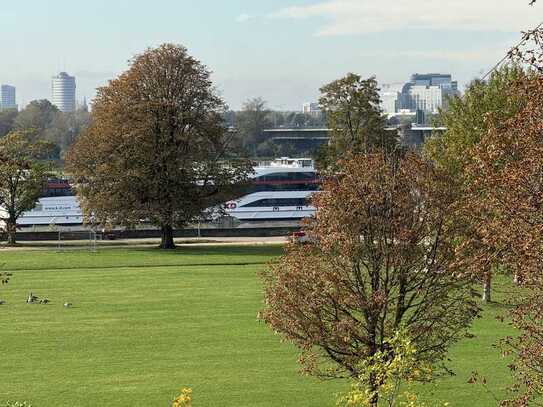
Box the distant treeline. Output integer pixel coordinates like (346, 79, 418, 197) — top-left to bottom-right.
(0, 100, 91, 161)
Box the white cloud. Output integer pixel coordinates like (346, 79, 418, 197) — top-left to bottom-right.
(359, 48, 507, 62)
(271, 0, 542, 36)
(236, 13, 252, 23)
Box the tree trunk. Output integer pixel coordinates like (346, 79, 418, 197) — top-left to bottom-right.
(159, 224, 175, 249)
(369, 384, 379, 407)
(482, 273, 491, 303)
(6, 218, 16, 246)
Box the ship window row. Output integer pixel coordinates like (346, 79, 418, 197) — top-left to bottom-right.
(255, 172, 317, 182)
(241, 198, 310, 208)
(41, 188, 73, 198)
(246, 183, 319, 193)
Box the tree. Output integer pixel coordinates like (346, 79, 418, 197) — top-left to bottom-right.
(338, 330, 435, 407)
(50, 109, 92, 156)
(454, 8, 543, 405)
(14, 100, 90, 159)
(305, 112, 326, 128)
(255, 139, 279, 158)
(66, 44, 251, 249)
(261, 152, 478, 406)
(0, 131, 53, 245)
(317, 74, 397, 167)
(290, 112, 306, 128)
(14, 100, 59, 134)
(424, 65, 528, 302)
(425, 65, 527, 178)
(235, 97, 272, 156)
(0, 109, 18, 138)
(462, 74, 543, 405)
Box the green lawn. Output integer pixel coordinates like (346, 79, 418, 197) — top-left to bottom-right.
(0, 246, 516, 406)
(414, 277, 518, 405)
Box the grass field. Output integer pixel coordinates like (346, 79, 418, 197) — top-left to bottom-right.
(0, 245, 517, 406)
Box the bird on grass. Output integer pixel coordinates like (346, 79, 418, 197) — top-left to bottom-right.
(26, 292, 38, 304)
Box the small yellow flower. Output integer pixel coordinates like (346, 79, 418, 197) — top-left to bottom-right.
(172, 387, 193, 407)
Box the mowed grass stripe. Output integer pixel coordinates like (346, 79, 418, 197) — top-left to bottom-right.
(0, 245, 284, 272)
(0, 261, 273, 273)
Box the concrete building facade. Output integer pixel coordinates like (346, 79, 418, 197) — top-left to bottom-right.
(379, 83, 403, 116)
(381, 73, 459, 116)
(399, 73, 458, 113)
(302, 102, 322, 117)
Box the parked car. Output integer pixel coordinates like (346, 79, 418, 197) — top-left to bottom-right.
(289, 230, 311, 244)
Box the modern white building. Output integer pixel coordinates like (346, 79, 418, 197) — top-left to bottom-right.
(302, 102, 322, 117)
(406, 85, 444, 113)
(379, 83, 403, 116)
(0, 85, 17, 110)
(51, 72, 76, 112)
(398, 73, 459, 114)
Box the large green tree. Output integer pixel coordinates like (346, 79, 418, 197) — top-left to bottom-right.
(317, 73, 397, 167)
(66, 44, 251, 249)
(0, 131, 53, 245)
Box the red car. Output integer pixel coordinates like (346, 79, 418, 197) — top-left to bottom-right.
(289, 231, 311, 244)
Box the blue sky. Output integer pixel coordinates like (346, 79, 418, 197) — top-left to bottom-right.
(1, 0, 541, 110)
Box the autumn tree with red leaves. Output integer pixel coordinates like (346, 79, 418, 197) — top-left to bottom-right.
(261, 152, 479, 406)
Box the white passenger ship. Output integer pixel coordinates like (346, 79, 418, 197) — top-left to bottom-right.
(224, 158, 318, 221)
(15, 158, 319, 227)
(17, 178, 83, 227)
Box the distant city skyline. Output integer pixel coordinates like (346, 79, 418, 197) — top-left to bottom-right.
(1, 0, 541, 110)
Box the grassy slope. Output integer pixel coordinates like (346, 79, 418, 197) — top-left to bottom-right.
(0, 246, 516, 406)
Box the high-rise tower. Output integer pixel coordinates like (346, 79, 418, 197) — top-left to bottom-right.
(51, 72, 76, 112)
(0, 85, 17, 110)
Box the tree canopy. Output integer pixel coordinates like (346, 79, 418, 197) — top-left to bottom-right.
(423, 65, 529, 302)
(0, 130, 53, 245)
(424, 65, 527, 179)
(11, 99, 90, 160)
(262, 152, 478, 405)
(0, 109, 18, 138)
(317, 74, 397, 167)
(66, 43, 251, 249)
(457, 72, 543, 406)
(234, 97, 272, 157)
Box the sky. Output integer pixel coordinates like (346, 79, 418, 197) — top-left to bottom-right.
(1, 0, 542, 110)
